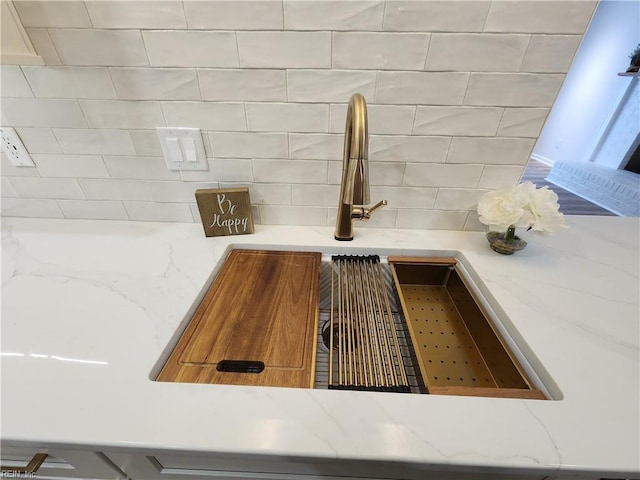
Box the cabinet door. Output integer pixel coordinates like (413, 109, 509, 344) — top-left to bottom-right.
(1, 446, 126, 480)
(105, 452, 392, 480)
(106, 452, 608, 480)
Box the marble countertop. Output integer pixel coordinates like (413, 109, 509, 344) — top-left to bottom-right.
(1, 216, 638, 477)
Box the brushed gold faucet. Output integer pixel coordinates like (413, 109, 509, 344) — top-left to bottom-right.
(334, 93, 387, 241)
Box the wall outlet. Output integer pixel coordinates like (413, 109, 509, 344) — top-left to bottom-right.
(157, 127, 208, 171)
(1, 127, 35, 167)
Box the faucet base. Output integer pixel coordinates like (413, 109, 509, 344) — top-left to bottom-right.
(334, 236, 353, 242)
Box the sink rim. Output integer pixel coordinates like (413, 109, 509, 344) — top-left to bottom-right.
(148, 243, 562, 401)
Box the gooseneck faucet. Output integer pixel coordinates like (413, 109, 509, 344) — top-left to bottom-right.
(334, 93, 387, 241)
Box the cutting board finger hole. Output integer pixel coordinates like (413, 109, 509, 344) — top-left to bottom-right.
(216, 360, 265, 374)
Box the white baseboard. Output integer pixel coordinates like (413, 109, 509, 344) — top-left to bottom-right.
(529, 153, 555, 167)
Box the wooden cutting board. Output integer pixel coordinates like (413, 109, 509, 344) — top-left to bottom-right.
(157, 250, 322, 388)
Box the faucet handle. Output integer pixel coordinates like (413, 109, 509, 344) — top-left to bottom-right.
(362, 199, 387, 220)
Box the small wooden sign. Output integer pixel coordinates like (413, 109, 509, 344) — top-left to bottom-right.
(195, 188, 254, 237)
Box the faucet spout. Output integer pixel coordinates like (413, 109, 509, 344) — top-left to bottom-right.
(334, 93, 386, 241)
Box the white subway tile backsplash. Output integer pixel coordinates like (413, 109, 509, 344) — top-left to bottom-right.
(383, 1, 491, 33)
(103, 156, 180, 181)
(210, 159, 254, 182)
(1, 66, 33, 97)
(369, 135, 450, 163)
(210, 132, 288, 159)
(1, 198, 63, 218)
(25, 29, 61, 65)
(403, 163, 483, 188)
(54, 129, 136, 155)
(396, 209, 468, 230)
(464, 73, 564, 107)
(110, 68, 201, 101)
(80, 100, 165, 129)
(32, 154, 109, 179)
(1, 0, 590, 228)
(332, 32, 429, 70)
(292, 184, 340, 206)
(241, 183, 292, 205)
(251, 205, 261, 225)
(1, 177, 19, 197)
(196, 128, 215, 158)
(260, 205, 327, 226)
(425, 34, 529, 72)
(329, 104, 416, 135)
(22, 66, 116, 99)
(484, 1, 596, 34)
(497, 108, 549, 138)
(49, 29, 149, 66)
(447, 137, 535, 165)
(147, 181, 214, 202)
(370, 186, 437, 209)
(246, 103, 328, 133)
(1, 153, 39, 177)
(463, 212, 485, 232)
(85, 1, 186, 29)
(123, 201, 194, 222)
(14, 1, 91, 28)
(477, 165, 526, 189)
(179, 160, 217, 182)
(184, 1, 283, 30)
(14, 128, 61, 154)
(413, 106, 502, 136)
(369, 162, 406, 186)
(198, 70, 286, 102)
(369, 105, 418, 135)
(434, 188, 488, 210)
(289, 134, 343, 160)
(521, 35, 582, 73)
(1, 98, 87, 128)
(287, 70, 376, 103)
(143, 31, 239, 68)
(327, 162, 341, 184)
(130, 130, 164, 156)
(57, 199, 128, 220)
(79, 179, 152, 201)
(376, 72, 469, 105)
(162, 102, 247, 131)
(330, 160, 405, 187)
(9, 177, 85, 199)
(284, 1, 384, 31)
(237, 32, 331, 68)
(253, 159, 327, 184)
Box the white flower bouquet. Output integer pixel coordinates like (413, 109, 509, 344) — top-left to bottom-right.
(477, 181, 566, 253)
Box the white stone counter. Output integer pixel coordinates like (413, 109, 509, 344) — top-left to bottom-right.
(1, 216, 638, 478)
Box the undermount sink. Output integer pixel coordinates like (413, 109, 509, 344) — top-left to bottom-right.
(152, 245, 559, 400)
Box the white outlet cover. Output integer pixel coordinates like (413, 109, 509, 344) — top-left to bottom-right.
(157, 127, 208, 171)
(1, 127, 35, 167)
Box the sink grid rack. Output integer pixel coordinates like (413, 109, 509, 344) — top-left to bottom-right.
(314, 256, 425, 394)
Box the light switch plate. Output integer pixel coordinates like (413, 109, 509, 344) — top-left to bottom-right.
(157, 127, 208, 171)
(1, 127, 35, 167)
